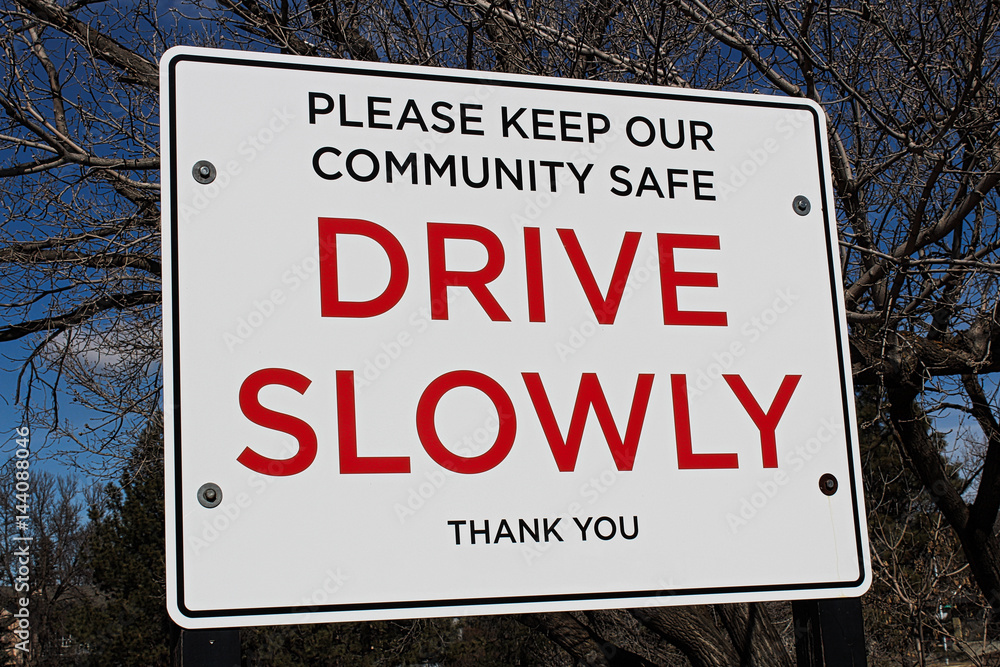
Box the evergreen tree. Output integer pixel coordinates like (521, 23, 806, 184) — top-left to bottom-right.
(74, 416, 177, 666)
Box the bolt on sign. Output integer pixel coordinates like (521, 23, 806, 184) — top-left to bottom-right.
(162, 47, 870, 629)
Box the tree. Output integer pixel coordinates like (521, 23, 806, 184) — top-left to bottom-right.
(74, 416, 176, 666)
(2, 1, 1000, 664)
(858, 387, 978, 663)
(0, 467, 93, 666)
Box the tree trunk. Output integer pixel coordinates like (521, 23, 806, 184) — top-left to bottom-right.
(631, 606, 740, 667)
(888, 385, 1000, 610)
(716, 603, 793, 666)
(516, 612, 656, 666)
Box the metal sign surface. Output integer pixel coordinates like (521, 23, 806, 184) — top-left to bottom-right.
(162, 46, 870, 629)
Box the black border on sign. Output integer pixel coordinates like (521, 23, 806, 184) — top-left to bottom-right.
(165, 50, 868, 622)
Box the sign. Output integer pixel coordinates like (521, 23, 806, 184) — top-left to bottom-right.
(162, 46, 870, 629)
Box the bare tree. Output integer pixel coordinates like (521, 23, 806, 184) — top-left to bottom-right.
(0, 0, 162, 476)
(2, 0, 1000, 663)
(0, 468, 93, 665)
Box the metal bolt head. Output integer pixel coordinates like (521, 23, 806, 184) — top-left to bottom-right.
(792, 195, 811, 216)
(198, 482, 222, 508)
(192, 160, 216, 184)
(819, 473, 838, 496)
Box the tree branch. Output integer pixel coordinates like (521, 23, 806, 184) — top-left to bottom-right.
(0, 290, 160, 342)
(12, 0, 158, 88)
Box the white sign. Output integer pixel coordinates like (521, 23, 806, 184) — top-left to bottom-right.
(162, 46, 870, 629)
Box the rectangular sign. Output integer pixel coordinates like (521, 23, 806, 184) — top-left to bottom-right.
(162, 46, 870, 628)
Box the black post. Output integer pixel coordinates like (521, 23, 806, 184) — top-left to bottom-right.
(178, 628, 241, 667)
(793, 598, 866, 667)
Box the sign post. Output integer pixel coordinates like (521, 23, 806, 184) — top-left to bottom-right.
(793, 598, 867, 666)
(162, 47, 870, 629)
